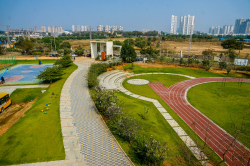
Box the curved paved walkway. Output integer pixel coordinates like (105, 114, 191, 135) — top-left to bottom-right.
(149, 77, 250, 166)
(0, 85, 49, 94)
(61, 60, 133, 165)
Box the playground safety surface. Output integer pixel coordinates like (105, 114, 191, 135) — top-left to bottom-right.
(0, 64, 53, 84)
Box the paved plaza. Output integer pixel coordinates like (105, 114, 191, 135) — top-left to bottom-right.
(127, 79, 150, 85)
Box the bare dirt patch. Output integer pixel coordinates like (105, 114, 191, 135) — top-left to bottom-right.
(0, 101, 34, 137)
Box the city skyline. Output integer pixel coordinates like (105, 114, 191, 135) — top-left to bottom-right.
(0, 0, 250, 33)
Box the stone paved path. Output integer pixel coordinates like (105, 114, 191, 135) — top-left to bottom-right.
(0, 85, 49, 94)
(68, 61, 132, 166)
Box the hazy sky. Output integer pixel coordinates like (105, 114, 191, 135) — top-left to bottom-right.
(0, 0, 250, 33)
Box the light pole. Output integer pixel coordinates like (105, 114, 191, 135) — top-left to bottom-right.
(238, 44, 242, 58)
(50, 39, 52, 52)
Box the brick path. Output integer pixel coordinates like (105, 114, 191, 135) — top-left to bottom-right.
(68, 61, 133, 165)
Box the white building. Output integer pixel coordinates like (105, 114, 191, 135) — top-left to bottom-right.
(104, 25, 110, 32)
(179, 15, 195, 35)
(72, 25, 75, 32)
(97, 25, 103, 31)
(170, 15, 177, 34)
(48, 26, 52, 33)
(118, 26, 123, 31)
(90, 41, 122, 59)
(41, 26, 46, 33)
(57, 26, 63, 33)
(76, 25, 80, 32)
(52, 26, 58, 34)
(141, 29, 150, 33)
(112, 26, 117, 32)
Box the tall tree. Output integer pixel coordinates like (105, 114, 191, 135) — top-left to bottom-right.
(120, 43, 137, 62)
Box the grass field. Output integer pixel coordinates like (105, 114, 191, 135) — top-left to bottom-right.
(187, 82, 250, 149)
(122, 73, 226, 164)
(10, 88, 47, 104)
(0, 64, 77, 165)
(124, 64, 246, 78)
(16, 59, 56, 64)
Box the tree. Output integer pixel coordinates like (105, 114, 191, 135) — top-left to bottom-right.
(159, 55, 165, 63)
(136, 40, 147, 49)
(64, 48, 72, 55)
(60, 41, 71, 49)
(54, 55, 72, 68)
(152, 37, 157, 41)
(202, 49, 216, 59)
(224, 49, 237, 62)
(120, 43, 137, 62)
(15, 38, 34, 54)
(123, 39, 135, 46)
(162, 36, 166, 41)
(219, 61, 227, 70)
(74, 46, 84, 56)
(0, 45, 4, 54)
(148, 37, 151, 41)
(37, 66, 63, 83)
(221, 39, 244, 50)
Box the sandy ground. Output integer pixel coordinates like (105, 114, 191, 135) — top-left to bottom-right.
(65, 38, 250, 57)
(13, 55, 61, 60)
(0, 101, 34, 137)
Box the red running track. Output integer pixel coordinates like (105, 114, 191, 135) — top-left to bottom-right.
(149, 77, 250, 166)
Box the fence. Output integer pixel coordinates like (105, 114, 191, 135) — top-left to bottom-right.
(0, 56, 16, 70)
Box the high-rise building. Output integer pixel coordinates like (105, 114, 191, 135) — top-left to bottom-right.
(112, 26, 117, 32)
(72, 25, 75, 32)
(97, 25, 103, 31)
(118, 26, 123, 31)
(76, 25, 80, 32)
(209, 25, 234, 35)
(179, 15, 195, 35)
(81, 25, 84, 32)
(209, 26, 214, 34)
(41, 26, 46, 33)
(52, 26, 58, 34)
(234, 18, 245, 34)
(170, 15, 177, 34)
(104, 25, 110, 32)
(48, 26, 52, 33)
(58, 26, 63, 33)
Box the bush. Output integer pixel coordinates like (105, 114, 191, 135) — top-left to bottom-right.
(179, 58, 184, 64)
(87, 63, 108, 88)
(132, 135, 168, 165)
(227, 67, 231, 75)
(188, 58, 194, 65)
(219, 61, 227, 70)
(54, 55, 72, 68)
(202, 60, 210, 66)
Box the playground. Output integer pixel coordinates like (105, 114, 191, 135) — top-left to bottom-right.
(0, 64, 53, 84)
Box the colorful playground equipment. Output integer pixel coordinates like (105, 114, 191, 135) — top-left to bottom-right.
(0, 68, 8, 83)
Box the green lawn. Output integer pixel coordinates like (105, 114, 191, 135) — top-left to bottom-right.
(11, 88, 47, 104)
(16, 59, 57, 64)
(187, 82, 250, 149)
(122, 74, 225, 165)
(114, 92, 191, 165)
(0, 64, 77, 165)
(124, 64, 248, 78)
